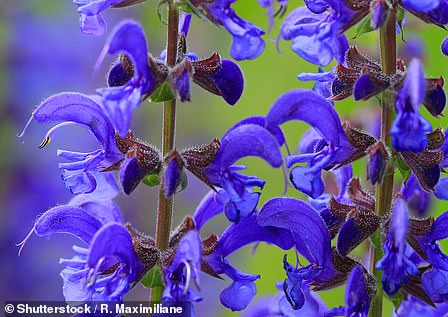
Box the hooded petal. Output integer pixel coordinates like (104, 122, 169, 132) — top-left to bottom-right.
(68, 195, 123, 224)
(192, 190, 224, 230)
(87, 223, 143, 281)
(401, 0, 440, 12)
(376, 199, 419, 295)
(211, 124, 283, 170)
(97, 20, 150, 78)
(34, 205, 103, 244)
(214, 213, 294, 258)
(258, 198, 333, 275)
(266, 90, 351, 150)
(33, 93, 117, 155)
(222, 116, 285, 146)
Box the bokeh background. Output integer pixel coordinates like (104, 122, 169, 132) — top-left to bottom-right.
(1, 1, 447, 316)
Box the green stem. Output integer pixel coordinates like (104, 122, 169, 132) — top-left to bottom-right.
(369, 9, 397, 317)
(152, 0, 179, 303)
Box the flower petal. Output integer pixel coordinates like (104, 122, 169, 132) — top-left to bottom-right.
(258, 198, 333, 273)
(97, 20, 150, 78)
(443, 37, 448, 56)
(345, 266, 371, 317)
(266, 89, 349, 148)
(120, 157, 147, 195)
(87, 223, 143, 279)
(34, 205, 103, 244)
(33, 93, 117, 155)
(214, 213, 294, 258)
(192, 190, 224, 230)
(213, 59, 244, 105)
(212, 124, 283, 170)
(68, 196, 123, 225)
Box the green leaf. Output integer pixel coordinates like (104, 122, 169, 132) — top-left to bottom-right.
(174, 0, 210, 20)
(353, 16, 374, 39)
(396, 156, 411, 182)
(143, 173, 161, 187)
(141, 265, 164, 289)
(157, 0, 168, 24)
(150, 81, 175, 103)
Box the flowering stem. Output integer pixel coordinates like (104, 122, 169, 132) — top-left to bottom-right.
(153, 0, 179, 302)
(369, 10, 397, 317)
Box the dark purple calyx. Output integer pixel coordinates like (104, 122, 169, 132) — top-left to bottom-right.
(330, 47, 390, 101)
(334, 122, 377, 167)
(401, 147, 443, 192)
(102, 131, 162, 194)
(424, 77, 446, 117)
(181, 138, 221, 190)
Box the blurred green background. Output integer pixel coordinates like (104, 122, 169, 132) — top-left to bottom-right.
(1, 1, 447, 316)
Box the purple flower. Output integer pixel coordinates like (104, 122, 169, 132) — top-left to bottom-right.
(258, 197, 340, 310)
(162, 190, 294, 312)
(402, 174, 432, 216)
(189, 0, 266, 60)
(280, 2, 350, 66)
(18, 93, 122, 199)
(242, 283, 329, 317)
(376, 198, 419, 295)
(204, 119, 283, 222)
(344, 266, 372, 317)
(422, 267, 448, 303)
(391, 59, 432, 152)
(18, 197, 144, 302)
(74, 0, 144, 35)
(400, 0, 448, 26)
(96, 20, 245, 136)
(393, 296, 448, 317)
(162, 231, 202, 305)
(96, 20, 161, 137)
(414, 211, 448, 271)
(266, 90, 354, 198)
(443, 37, 448, 56)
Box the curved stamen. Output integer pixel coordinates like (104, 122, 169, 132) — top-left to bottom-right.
(16, 226, 35, 257)
(182, 259, 191, 296)
(38, 122, 85, 149)
(86, 257, 106, 289)
(17, 114, 34, 143)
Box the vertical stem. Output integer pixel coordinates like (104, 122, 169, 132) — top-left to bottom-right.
(369, 9, 397, 317)
(152, 0, 179, 303)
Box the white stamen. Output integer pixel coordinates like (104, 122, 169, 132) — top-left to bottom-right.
(38, 122, 84, 149)
(182, 260, 192, 296)
(17, 114, 34, 143)
(15, 226, 36, 257)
